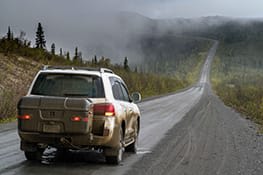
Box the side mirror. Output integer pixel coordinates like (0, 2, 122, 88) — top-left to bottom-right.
(131, 92, 141, 103)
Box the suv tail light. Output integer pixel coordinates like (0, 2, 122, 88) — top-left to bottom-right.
(71, 116, 89, 122)
(93, 103, 115, 117)
(71, 116, 81, 122)
(18, 114, 31, 120)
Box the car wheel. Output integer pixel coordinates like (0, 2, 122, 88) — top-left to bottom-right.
(105, 127, 124, 165)
(125, 120, 138, 153)
(24, 149, 43, 161)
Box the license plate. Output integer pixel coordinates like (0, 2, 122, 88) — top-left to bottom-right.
(41, 110, 63, 119)
(43, 124, 61, 133)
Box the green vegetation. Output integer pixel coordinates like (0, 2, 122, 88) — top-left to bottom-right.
(212, 44, 263, 127)
(0, 25, 209, 122)
(209, 22, 263, 128)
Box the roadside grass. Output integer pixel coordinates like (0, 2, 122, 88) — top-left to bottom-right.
(0, 116, 17, 124)
(211, 43, 263, 131)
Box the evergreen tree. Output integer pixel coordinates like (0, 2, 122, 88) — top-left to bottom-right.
(59, 48, 63, 57)
(7, 26, 12, 40)
(66, 51, 70, 61)
(73, 47, 79, 61)
(78, 51, 82, 63)
(124, 57, 129, 70)
(35, 22, 46, 49)
(94, 55, 97, 64)
(51, 43, 55, 55)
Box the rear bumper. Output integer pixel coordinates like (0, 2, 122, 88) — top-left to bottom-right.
(19, 125, 120, 150)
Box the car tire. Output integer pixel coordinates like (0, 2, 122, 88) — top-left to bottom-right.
(125, 120, 138, 153)
(125, 137, 138, 153)
(105, 127, 124, 165)
(24, 149, 43, 161)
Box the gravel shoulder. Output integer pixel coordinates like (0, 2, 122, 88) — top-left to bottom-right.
(125, 84, 263, 175)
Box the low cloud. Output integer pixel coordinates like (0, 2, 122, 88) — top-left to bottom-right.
(1, 0, 263, 63)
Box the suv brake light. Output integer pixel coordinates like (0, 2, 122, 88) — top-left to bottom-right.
(71, 116, 81, 122)
(71, 116, 89, 122)
(93, 103, 115, 117)
(18, 114, 31, 120)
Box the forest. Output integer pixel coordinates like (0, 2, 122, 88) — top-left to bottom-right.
(0, 24, 209, 122)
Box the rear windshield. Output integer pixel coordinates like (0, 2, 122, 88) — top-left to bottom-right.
(31, 73, 105, 98)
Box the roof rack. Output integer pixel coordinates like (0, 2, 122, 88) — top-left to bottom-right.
(42, 65, 114, 74)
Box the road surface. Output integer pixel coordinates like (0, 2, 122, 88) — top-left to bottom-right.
(0, 41, 262, 175)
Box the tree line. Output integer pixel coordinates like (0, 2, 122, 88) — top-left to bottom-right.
(0, 23, 130, 70)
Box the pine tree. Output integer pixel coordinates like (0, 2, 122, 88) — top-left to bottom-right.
(7, 26, 12, 40)
(59, 48, 63, 57)
(35, 22, 46, 49)
(78, 51, 82, 63)
(124, 57, 129, 70)
(51, 43, 55, 55)
(66, 51, 70, 61)
(73, 47, 79, 61)
(94, 55, 97, 64)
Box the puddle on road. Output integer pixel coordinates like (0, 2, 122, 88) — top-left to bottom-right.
(136, 148, 152, 155)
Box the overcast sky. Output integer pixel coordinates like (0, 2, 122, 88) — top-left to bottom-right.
(1, 0, 263, 62)
(1, 0, 263, 37)
(1, 0, 263, 20)
(127, 0, 263, 18)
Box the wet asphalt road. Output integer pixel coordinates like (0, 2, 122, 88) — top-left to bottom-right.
(1, 41, 263, 175)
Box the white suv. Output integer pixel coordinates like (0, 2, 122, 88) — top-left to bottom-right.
(17, 66, 141, 165)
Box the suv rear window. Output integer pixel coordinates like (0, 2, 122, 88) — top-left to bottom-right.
(31, 73, 105, 98)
